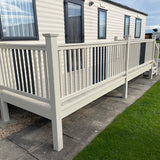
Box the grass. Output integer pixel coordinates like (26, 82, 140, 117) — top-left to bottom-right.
(74, 80, 160, 160)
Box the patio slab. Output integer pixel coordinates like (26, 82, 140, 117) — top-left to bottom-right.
(0, 71, 160, 160)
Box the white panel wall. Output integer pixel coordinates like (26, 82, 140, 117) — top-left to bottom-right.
(84, 0, 146, 43)
(36, 0, 147, 43)
(36, 0, 65, 43)
(0, 0, 147, 44)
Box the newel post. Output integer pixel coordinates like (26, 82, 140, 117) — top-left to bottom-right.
(122, 35, 131, 99)
(0, 87, 10, 122)
(149, 35, 156, 79)
(43, 34, 63, 151)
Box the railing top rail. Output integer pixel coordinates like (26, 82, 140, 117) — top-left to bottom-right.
(0, 43, 46, 50)
(58, 41, 128, 50)
(0, 39, 154, 51)
(58, 39, 154, 50)
(130, 39, 154, 44)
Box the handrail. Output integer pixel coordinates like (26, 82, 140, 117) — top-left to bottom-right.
(0, 43, 46, 50)
(58, 41, 128, 50)
(58, 39, 154, 50)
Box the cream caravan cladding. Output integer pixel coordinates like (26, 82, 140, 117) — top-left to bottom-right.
(35, 0, 147, 44)
(0, 0, 147, 44)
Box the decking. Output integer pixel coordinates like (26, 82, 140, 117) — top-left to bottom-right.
(0, 34, 159, 151)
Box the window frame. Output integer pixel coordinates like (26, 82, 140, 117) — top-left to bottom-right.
(64, 0, 84, 43)
(98, 8, 107, 39)
(0, 0, 39, 41)
(124, 15, 130, 37)
(135, 18, 142, 38)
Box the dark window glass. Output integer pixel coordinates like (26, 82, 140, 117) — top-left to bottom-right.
(135, 18, 142, 38)
(65, 0, 84, 43)
(0, 0, 38, 40)
(98, 9, 107, 39)
(124, 15, 130, 36)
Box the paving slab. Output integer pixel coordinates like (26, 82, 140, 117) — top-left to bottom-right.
(17, 154, 37, 160)
(8, 118, 50, 152)
(31, 135, 81, 160)
(0, 139, 27, 160)
(0, 71, 160, 160)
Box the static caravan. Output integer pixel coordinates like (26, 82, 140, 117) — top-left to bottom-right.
(0, 0, 159, 151)
(0, 0, 148, 44)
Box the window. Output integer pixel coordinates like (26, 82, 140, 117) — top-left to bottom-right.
(124, 15, 130, 36)
(64, 0, 84, 43)
(0, 0, 38, 40)
(98, 8, 107, 39)
(135, 18, 142, 38)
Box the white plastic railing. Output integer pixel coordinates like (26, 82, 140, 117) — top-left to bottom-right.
(0, 44, 49, 100)
(58, 39, 155, 98)
(0, 34, 157, 152)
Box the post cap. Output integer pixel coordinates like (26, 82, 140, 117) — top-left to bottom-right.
(124, 35, 131, 40)
(152, 35, 156, 39)
(114, 36, 118, 41)
(43, 33, 59, 38)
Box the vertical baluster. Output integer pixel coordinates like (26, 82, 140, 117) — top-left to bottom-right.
(108, 46, 110, 78)
(13, 49, 21, 90)
(112, 45, 116, 76)
(119, 45, 121, 74)
(58, 50, 64, 98)
(111, 45, 113, 77)
(18, 49, 25, 91)
(0, 49, 5, 86)
(113, 45, 116, 77)
(82, 48, 85, 88)
(2, 49, 9, 87)
(9, 49, 16, 89)
(122, 45, 125, 73)
(26, 50, 33, 94)
(106, 46, 109, 79)
(43, 50, 49, 98)
(64, 50, 69, 96)
(122, 45, 125, 72)
(109, 46, 112, 78)
(116, 45, 119, 75)
(31, 50, 36, 95)
(97, 47, 99, 83)
(110, 46, 112, 77)
(29, 50, 35, 95)
(113, 45, 115, 76)
(86, 48, 89, 87)
(78, 49, 82, 90)
(117, 45, 119, 75)
(123, 45, 125, 73)
(112, 45, 115, 77)
(69, 49, 73, 94)
(33, 50, 39, 96)
(5, 48, 12, 88)
(73, 49, 77, 92)
(89, 47, 93, 86)
(22, 49, 29, 93)
(120, 45, 122, 74)
(99, 46, 102, 82)
(93, 47, 96, 84)
(38, 50, 43, 97)
(103, 46, 105, 80)
(115, 45, 117, 76)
